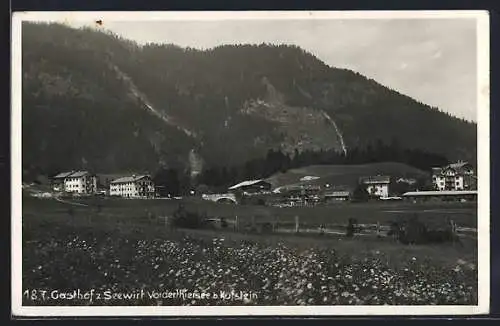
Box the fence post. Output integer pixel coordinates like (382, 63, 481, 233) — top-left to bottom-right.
(295, 215, 300, 234)
(450, 219, 457, 243)
(235, 215, 239, 231)
(377, 221, 381, 236)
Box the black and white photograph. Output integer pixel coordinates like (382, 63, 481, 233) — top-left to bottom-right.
(11, 11, 490, 316)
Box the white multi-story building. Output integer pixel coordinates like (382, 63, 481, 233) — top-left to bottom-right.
(360, 175, 391, 198)
(52, 171, 97, 194)
(432, 161, 476, 191)
(109, 175, 155, 198)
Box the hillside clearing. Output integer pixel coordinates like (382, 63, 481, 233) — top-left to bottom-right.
(267, 162, 429, 190)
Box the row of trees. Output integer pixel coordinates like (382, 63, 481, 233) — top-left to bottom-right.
(196, 140, 448, 189)
(153, 139, 448, 195)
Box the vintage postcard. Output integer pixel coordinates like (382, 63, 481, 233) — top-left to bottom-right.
(11, 10, 490, 317)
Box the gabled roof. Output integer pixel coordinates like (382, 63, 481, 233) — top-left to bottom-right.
(111, 175, 150, 184)
(360, 176, 391, 184)
(52, 171, 93, 179)
(448, 161, 470, 169)
(432, 161, 473, 175)
(228, 179, 269, 190)
(70, 171, 91, 178)
(53, 171, 75, 179)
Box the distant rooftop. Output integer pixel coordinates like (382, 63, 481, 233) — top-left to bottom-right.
(432, 161, 473, 174)
(111, 175, 150, 184)
(448, 161, 471, 169)
(52, 171, 92, 179)
(53, 171, 74, 179)
(228, 179, 269, 190)
(70, 171, 91, 178)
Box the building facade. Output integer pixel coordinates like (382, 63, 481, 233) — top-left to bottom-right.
(52, 171, 97, 194)
(109, 175, 155, 198)
(432, 161, 476, 191)
(360, 176, 390, 198)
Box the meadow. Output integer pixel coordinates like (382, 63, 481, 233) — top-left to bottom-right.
(21, 195, 478, 306)
(24, 194, 477, 228)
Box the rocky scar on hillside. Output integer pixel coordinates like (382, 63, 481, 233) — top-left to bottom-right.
(21, 22, 477, 177)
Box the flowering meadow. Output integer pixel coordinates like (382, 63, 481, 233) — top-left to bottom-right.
(22, 222, 477, 306)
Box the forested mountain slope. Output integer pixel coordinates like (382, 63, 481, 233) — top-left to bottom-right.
(22, 22, 477, 178)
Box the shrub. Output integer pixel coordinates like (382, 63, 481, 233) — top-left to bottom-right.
(352, 184, 369, 202)
(260, 222, 273, 233)
(390, 215, 459, 245)
(345, 218, 358, 237)
(401, 216, 428, 244)
(171, 204, 207, 229)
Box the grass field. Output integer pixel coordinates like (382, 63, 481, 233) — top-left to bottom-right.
(23, 193, 477, 230)
(266, 162, 429, 190)
(20, 195, 478, 306)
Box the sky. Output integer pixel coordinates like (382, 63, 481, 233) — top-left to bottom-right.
(65, 17, 478, 122)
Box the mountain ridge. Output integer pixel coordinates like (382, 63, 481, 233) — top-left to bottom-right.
(21, 22, 477, 178)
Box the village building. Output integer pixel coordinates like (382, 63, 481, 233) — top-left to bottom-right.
(51, 171, 97, 194)
(359, 175, 391, 198)
(323, 191, 351, 203)
(109, 175, 155, 198)
(228, 179, 272, 195)
(269, 184, 324, 207)
(432, 161, 476, 191)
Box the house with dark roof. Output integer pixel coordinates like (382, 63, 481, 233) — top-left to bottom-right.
(109, 174, 155, 198)
(51, 171, 97, 194)
(432, 161, 476, 191)
(359, 175, 391, 198)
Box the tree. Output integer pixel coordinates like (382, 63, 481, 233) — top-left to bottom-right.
(345, 218, 358, 237)
(390, 180, 411, 196)
(352, 183, 369, 202)
(153, 168, 180, 197)
(291, 148, 301, 168)
(415, 177, 437, 191)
